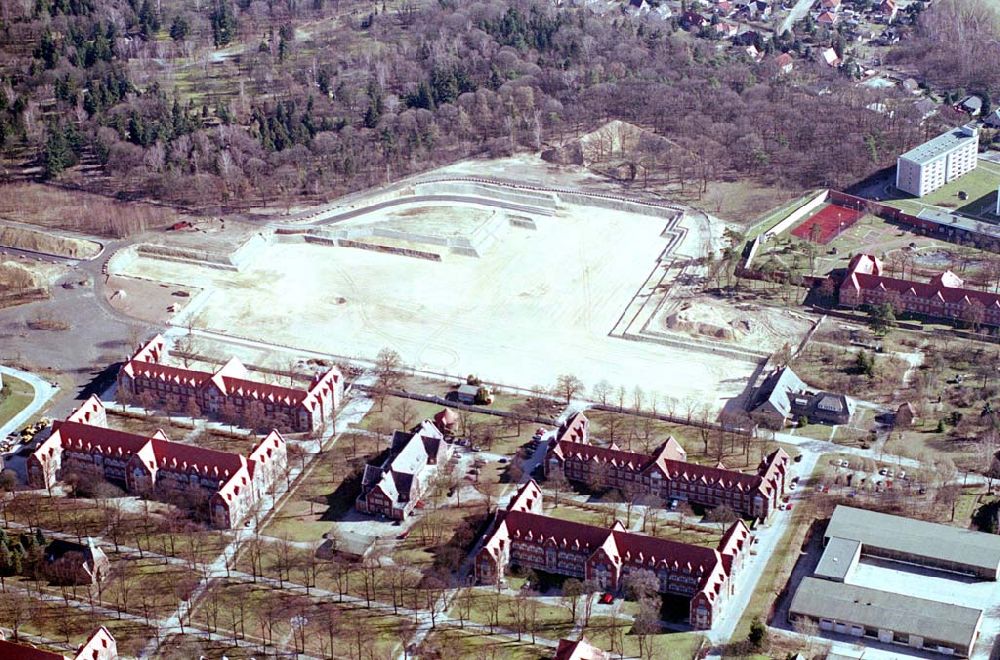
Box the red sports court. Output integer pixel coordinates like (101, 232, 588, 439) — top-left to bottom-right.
(791, 203, 864, 244)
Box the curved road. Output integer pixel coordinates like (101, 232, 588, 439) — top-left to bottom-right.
(780, 0, 814, 34)
(0, 364, 58, 439)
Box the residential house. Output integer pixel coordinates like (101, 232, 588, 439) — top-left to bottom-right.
(118, 334, 343, 434)
(27, 397, 287, 529)
(355, 419, 452, 520)
(880, 0, 897, 21)
(554, 637, 607, 660)
(714, 21, 739, 38)
(839, 254, 1000, 327)
(475, 481, 753, 630)
(43, 538, 110, 589)
(0, 626, 117, 660)
(745, 44, 763, 61)
(958, 96, 983, 116)
(819, 47, 842, 67)
(820, 0, 840, 10)
(817, 10, 838, 25)
(545, 413, 788, 519)
(775, 52, 794, 75)
(747, 0, 770, 19)
(749, 366, 855, 428)
(984, 109, 1000, 128)
(681, 11, 710, 29)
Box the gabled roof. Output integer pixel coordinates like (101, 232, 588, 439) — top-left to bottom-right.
(554, 637, 607, 660)
(0, 639, 66, 660)
(844, 254, 1000, 309)
(751, 366, 807, 418)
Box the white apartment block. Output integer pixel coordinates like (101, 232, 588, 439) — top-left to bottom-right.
(896, 124, 979, 197)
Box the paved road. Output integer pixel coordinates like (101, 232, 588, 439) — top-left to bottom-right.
(0, 364, 58, 438)
(0, 246, 79, 265)
(780, 0, 814, 34)
(706, 450, 819, 649)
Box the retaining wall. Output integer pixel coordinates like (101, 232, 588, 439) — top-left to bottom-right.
(762, 189, 830, 242)
(336, 238, 442, 261)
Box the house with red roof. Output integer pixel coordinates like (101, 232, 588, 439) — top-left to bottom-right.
(475, 481, 752, 630)
(118, 334, 343, 434)
(554, 637, 607, 660)
(545, 414, 788, 519)
(817, 10, 837, 24)
(28, 397, 287, 529)
(0, 626, 117, 660)
(355, 418, 453, 520)
(839, 254, 1000, 327)
(775, 52, 794, 75)
(880, 0, 897, 21)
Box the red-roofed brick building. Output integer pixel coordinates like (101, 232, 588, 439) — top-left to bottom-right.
(118, 335, 343, 433)
(545, 414, 788, 519)
(0, 626, 116, 660)
(28, 397, 287, 529)
(475, 481, 752, 630)
(839, 254, 1000, 327)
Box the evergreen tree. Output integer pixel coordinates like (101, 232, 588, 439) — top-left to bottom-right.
(169, 15, 190, 41)
(210, 0, 238, 47)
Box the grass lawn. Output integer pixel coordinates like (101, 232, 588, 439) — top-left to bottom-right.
(886, 161, 1000, 219)
(104, 410, 194, 437)
(584, 616, 706, 659)
(417, 627, 551, 659)
(260, 431, 383, 542)
(449, 588, 575, 640)
(0, 373, 35, 429)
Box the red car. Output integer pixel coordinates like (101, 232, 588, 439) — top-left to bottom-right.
(600, 592, 614, 604)
(786, 503, 794, 511)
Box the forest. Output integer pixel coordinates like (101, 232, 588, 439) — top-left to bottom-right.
(0, 0, 994, 212)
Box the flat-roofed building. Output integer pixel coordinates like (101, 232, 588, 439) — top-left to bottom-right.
(814, 536, 860, 582)
(825, 505, 1000, 579)
(896, 124, 979, 197)
(788, 577, 983, 657)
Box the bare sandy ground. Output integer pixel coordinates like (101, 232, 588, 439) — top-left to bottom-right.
(114, 200, 756, 416)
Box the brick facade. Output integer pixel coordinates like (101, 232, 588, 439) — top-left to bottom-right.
(545, 413, 788, 519)
(28, 397, 287, 529)
(118, 335, 343, 434)
(475, 480, 752, 630)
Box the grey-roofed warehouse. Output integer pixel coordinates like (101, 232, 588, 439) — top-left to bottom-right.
(814, 536, 860, 582)
(788, 577, 983, 657)
(825, 505, 1000, 579)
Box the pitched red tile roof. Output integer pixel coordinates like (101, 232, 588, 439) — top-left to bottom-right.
(52, 420, 155, 456)
(554, 637, 607, 660)
(844, 254, 1000, 309)
(0, 639, 66, 660)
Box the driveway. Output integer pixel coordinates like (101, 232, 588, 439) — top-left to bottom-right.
(0, 364, 58, 438)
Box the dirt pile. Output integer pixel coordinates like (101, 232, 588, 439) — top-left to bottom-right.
(0, 225, 101, 258)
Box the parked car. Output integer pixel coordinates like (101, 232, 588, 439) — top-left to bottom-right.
(498, 458, 508, 464)
(899, 470, 907, 480)
(786, 503, 794, 510)
(669, 499, 678, 510)
(878, 467, 888, 476)
(789, 483, 797, 491)
(600, 592, 614, 605)
(397, 530, 410, 540)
